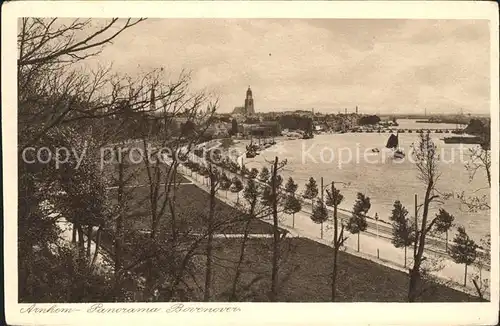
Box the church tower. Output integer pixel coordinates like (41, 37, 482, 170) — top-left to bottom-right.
(244, 86, 255, 115)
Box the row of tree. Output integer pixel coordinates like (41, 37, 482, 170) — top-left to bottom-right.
(357, 115, 381, 126)
(188, 130, 491, 301)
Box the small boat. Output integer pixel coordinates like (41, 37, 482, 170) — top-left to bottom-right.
(393, 149, 405, 159)
(302, 132, 314, 139)
(246, 151, 256, 158)
(371, 148, 380, 153)
(386, 132, 405, 159)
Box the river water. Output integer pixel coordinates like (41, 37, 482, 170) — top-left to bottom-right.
(234, 119, 490, 241)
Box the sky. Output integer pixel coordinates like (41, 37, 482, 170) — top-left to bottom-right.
(92, 19, 490, 115)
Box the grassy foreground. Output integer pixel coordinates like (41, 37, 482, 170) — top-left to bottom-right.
(200, 237, 477, 302)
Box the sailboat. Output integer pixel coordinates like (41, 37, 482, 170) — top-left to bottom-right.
(386, 132, 405, 159)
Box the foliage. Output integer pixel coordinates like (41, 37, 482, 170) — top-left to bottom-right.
(346, 193, 370, 234)
(284, 177, 298, 194)
(311, 200, 328, 224)
(433, 209, 455, 234)
(230, 177, 244, 193)
(258, 167, 270, 183)
(17, 17, 221, 302)
(278, 115, 313, 133)
(303, 177, 319, 200)
(449, 226, 478, 266)
(273, 174, 283, 188)
(240, 164, 249, 177)
(248, 168, 259, 179)
(389, 200, 414, 248)
(325, 187, 344, 207)
(219, 173, 232, 191)
(243, 179, 261, 207)
(458, 143, 491, 212)
(284, 195, 302, 216)
(358, 115, 381, 126)
(261, 186, 273, 208)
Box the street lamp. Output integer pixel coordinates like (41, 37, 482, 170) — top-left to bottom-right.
(375, 212, 379, 259)
(320, 177, 350, 202)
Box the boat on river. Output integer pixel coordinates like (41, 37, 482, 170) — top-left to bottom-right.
(245, 141, 259, 158)
(386, 132, 405, 159)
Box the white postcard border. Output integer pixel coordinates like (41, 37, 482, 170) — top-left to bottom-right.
(2, 1, 499, 325)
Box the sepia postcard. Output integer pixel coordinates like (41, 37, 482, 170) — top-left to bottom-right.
(2, 1, 499, 325)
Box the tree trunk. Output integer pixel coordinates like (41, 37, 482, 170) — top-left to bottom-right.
(91, 227, 102, 269)
(292, 213, 295, 228)
(445, 231, 448, 252)
(72, 226, 77, 243)
(86, 225, 92, 259)
(409, 186, 432, 302)
(114, 154, 125, 299)
(321, 222, 323, 239)
(231, 209, 253, 300)
(77, 225, 85, 258)
(203, 170, 217, 302)
(331, 245, 339, 302)
(357, 232, 360, 252)
(408, 264, 421, 302)
(404, 245, 407, 268)
(75, 224, 86, 301)
(331, 202, 339, 302)
(464, 264, 467, 287)
(270, 157, 280, 302)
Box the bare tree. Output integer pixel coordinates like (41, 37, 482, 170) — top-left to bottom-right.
(230, 178, 261, 300)
(269, 156, 287, 301)
(132, 81, 218, 301)
(472, 235, 490, 300)
(18, 18, 148, 150)
(17, 17, 234, 302)
(458, 127, 491, 212)
(203, 163, 220, 301)
(408, 132, 452, 302)
(325, 182, 348, 301)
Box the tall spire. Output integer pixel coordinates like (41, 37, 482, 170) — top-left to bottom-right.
(244, 85, 255, 115)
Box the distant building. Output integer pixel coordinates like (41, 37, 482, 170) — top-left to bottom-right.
(233, 106, 245, 115)
(232, 86, 256, 116)
(244, 86, 255, 115)
(243, 121, 280, 137)
(205, 122, 231, 138)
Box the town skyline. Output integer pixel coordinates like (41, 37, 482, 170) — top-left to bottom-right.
(86, 18, 491, 115)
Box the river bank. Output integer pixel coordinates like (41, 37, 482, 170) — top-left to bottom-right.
(233, 132, 490, 243)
